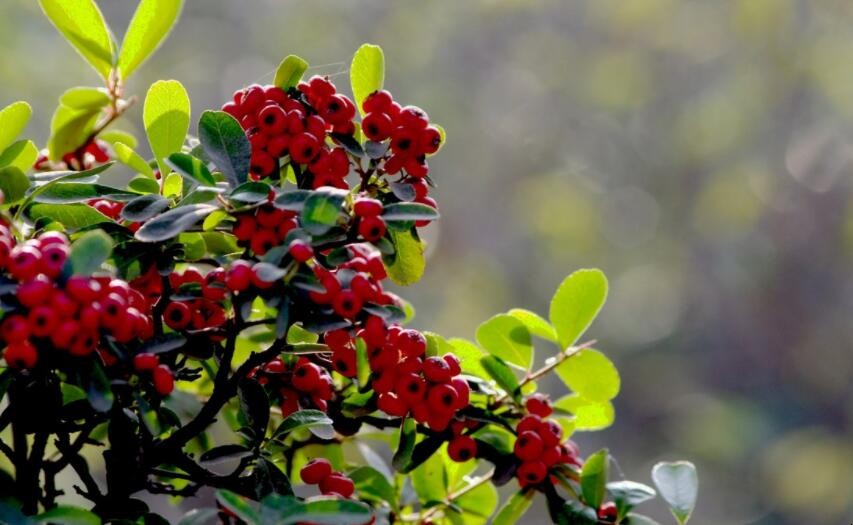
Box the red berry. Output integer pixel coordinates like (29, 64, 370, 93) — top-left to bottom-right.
(307, 76, 336, 98)
(377, 392, 408, 417)
(28, 305, 59, 337)
(353, 198, 383, 217)
(249, 229, 279, 256)
(291, 361, 322, 391)
(257, 104, 288, 135)
(598, 502, 618, 522)
(450, 377, 470, 409)
(427, 383, 459, 414)
(358, 216, 386, 242)
(362, 90, 393, 113)
(517, 415, 542, 434)
(267, 134, 290, 157)
(17, 275, 54, 308)
(423, 356, 453, 383)
(1, 315, 29, 342)
(396, 373, 426, 406)
(250, 150, 277, 179)
(233, 214, 258, 242)
(300, 458, 333, 485)
(525, 394, 553, 418)
(9, 246, 42, 281)
(152, 364, 175, 396)
(39, 243, 69, 278)
(164, 301, 192, 330)
(420, 126, 442, 155)
(99, 292, 128, 326)
(448, 435, 477, 462)
(51, 320, 79, 349)
(290, 133, 321, 164)
(361, 112, 394, 142)
(319, 473, 354, 498)
(333, 290, 363, 319)
(539, 419, 563, 447)
(397, 329, 426, 357)
(240, 84, 266, 113)
(37, 231, 68, 247)
(263, 358, 286, 374)
(288, 240, 313, 262)
(331, 347, 357, 378)
(256, 206, 287, 229)
(134, 352, 160, 372)
(517, 461, 547, 485)
(225, 261, 253, 292)
(443, 353, 461, 376)
(514, 431, 544, 462)
(4, 341, 37, 369)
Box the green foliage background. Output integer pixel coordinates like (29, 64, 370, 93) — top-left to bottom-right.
(2, 0, 851, 523)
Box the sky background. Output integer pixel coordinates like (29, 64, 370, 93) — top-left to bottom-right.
(2, 1, 853, 523)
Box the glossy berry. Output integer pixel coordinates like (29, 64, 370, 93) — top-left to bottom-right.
(225, 261, 254, 292)
(358, 216, 386, 242)
(4, 341, 37, 369)
(525, 394, 553, 418)
(291, 361, 322, 391)
(319, 473, 354, 498)
(423, 356, 453, 383)
(514, 430, 544, 462)
(427, 383, 459, 414)
(17, 276, 53, 308)
(396, 373, 427, 406)
(517, 461, 547, 485)
(448, 435, 477, 462)
(133, 353, 160, 372)
(377, 392, 408, 417)
(333, 290, 363, 319)
(164, 301, 192, 330)
(288, 240, 313, 262)
(397, 329, 426, 357)
(353, 198, 383, 217)
(152, 364, 175, 396)
(299, 458, 332, 485)
(598, 502, 618, 522)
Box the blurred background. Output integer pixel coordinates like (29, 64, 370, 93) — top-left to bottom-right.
(2, 0, 853, 523)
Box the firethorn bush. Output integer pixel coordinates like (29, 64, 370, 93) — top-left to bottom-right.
(0, 2, 699, 525)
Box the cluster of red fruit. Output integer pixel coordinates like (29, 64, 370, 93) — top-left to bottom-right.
(249, 356, 334, 415)
(131, 352, 175, 396)
(222, 77, 355, 183)
(308, 244, 395, 319)
(360, 90, 441, 178)
(0, 229, 154, 369)
(513, 395, 581, 487)
(33, 139, 113, 173)
(162, 267, 228, 332)
(299, 458, 355, 498)
(352, 197, 386, 243)
(232, 204, 298, 256)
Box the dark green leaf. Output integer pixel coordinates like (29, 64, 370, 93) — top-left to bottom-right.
(215, 490, 262, 525)
(70, 229, 113, 275)
(200, 443, 251, 462)
(238, 378, 270, 441)
(391, 417, 417, 471)
(273, 409, 334, 440)
(198, 110, 251, 188)
(32, 183, 138, 204)
(120, 194, 170, 221)
(274, 189, 312, 212)
(607, 480, 656, 514)
(252, 262, 286, 284)
(230, 181, 271, 203)
(480, 355, 520, 398)
(137, 333, 187, 355)
(27, 203, 111, 229)
(135, 204, 217, 242)
(165, 152, 215, 186)
(35, 505, 100, 525)
(274, 55, 309, 90)
(117, 0, 184, 79)
(301, 188, 346, 235)
(261, 494, 372, 525)
(365, 141, 389, 160)
(382, 202, 440, 222)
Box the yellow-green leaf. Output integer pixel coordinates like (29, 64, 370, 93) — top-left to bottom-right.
(549, 269, 608, 349)
(143, 80, 190, 177)
(114, 142, 154, 178)
(274, 55, 309, 90)
(476, 314, 533, 369)
(38, 0, 115, 79)
(554, 394, 615, 431)
(555, 349, 620, 402)
(0, 101, 32, 153)
(0, 140, 38, 173)
(350, 43, 385, 116)
(386, 228, 425, 286)
(117, 0, 184, 79)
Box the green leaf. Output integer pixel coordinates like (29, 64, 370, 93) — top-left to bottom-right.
(651, 461, 698, 525)
(411, 448, 446, 504)
(120, 194, 170, 222)
(493, 489, 535, 525)
(165, 152, 214, 186)
(274, 55, 309, 90)
(28, 203, 111, 229)
(508, 308, 558, 343)
(134, 203, 217, 242)
(273, 409, 334, 440)
(144, 80, 191, 176)
(580, 448, 609, 509)
(32, 183, 137, 204)
(47, 104, 102, 161)
(200, 443, 252, 463)
(35, 505, 101, 525)
(115, 142, 154, 178)
(260, 494, 373, 525)
(348, 466, 396, 508)
(99, 129, 138, 149)
(216, 490, 262, 524)
(198, 110, 251, 188)
(0, 101, 32, 153)
(129, 175, 160, 194)
(555, 349, 620, 402)
(447, 338, 488, 378)
(301, 188, 346, 235)
(162, 172, 182, 198)
(274, 189, 312, 212)
(625, 514, 663, 525)
(230, 181, 271, 203)
(59, 87, 110, 109)
(554, 394, 615, 431)
(381, 202, 440, 222)
(350, 44, 385, 116)
(391, 417, 417, 471)
(238, 378, 270, 441)
(117, 0, 184, 79)
(0, 167, 31, 204)
(454, 477, 499, 524)
(385, 228, 425, 286)
(37, 0, 114, 79)
(0, 140, 38, 173)
(70, 229, 113, 275)
(549, 269, 608, 349)
(607, 480, 656, 514)
(476, 314, 533, 369)
(480, 355, 520, 397)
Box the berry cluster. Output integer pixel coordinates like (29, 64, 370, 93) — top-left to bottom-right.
(308, 244, 393, 319)
(299, 458, 355, 498)
(33, 139, 113, 173)
(0, 229, 154, 369)
(360, 90, 441, 178)
(447, 425, 479, 463)
(352, 197, 386, 242)
(162, 267, 228, 332)
(132, 352, 175, 396)
(249, 356, 334, 415)
(513, 396, 582, 487)
(222, 78, 355, 183)
(232, 204, 298, 256)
